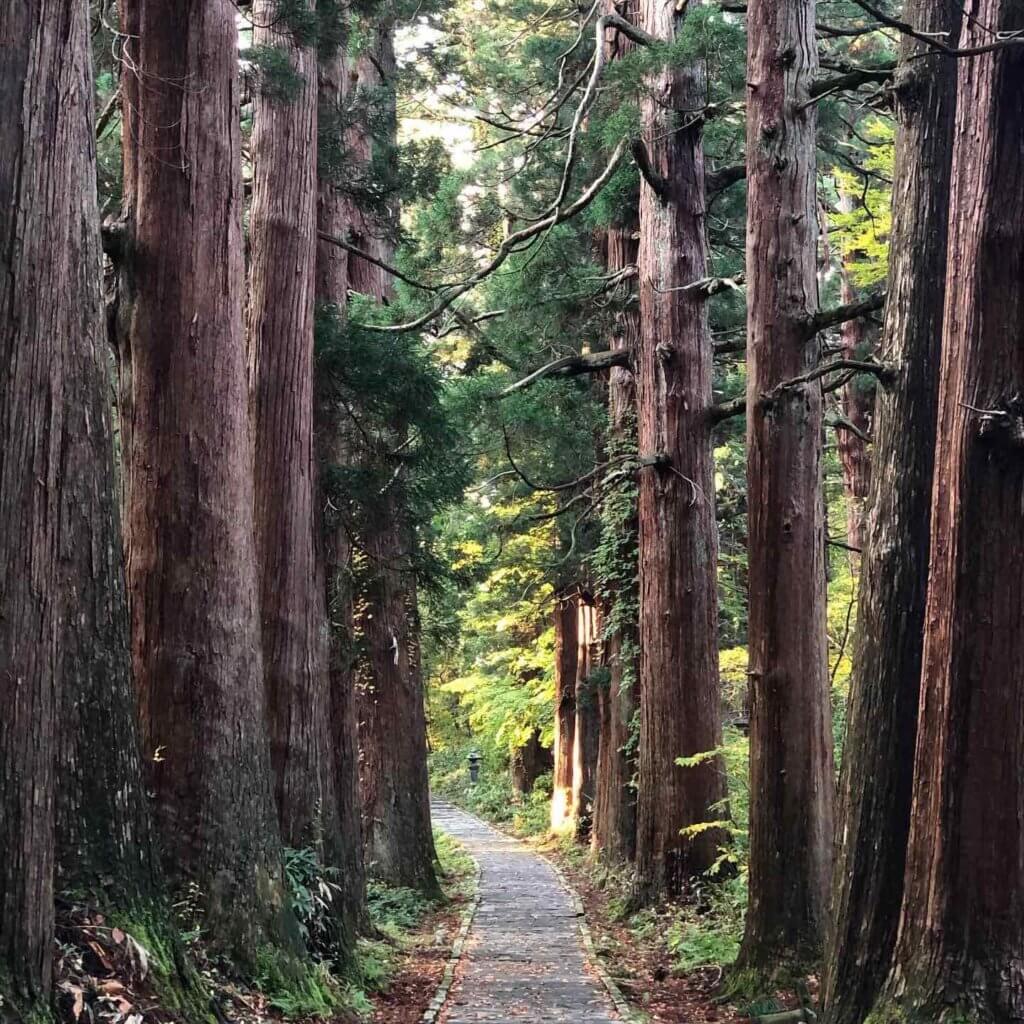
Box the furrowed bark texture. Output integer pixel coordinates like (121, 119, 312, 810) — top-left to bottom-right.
(551, 597, 579, 830)
(120, 0, 296, 957)
(835, 251, 874, 555)
(248, 1, 341, 862)
(56, 47, 156, 912)
(1, 0, 97, 1001)
(739, 0, 834, 969)
(357, 504, 440, 896)
(592, 1, 639, 865)
(633, 0, 728, 899)
(822, 5, 957, 1021)
(572, 598, 601, 842)
(315, 34, 368, 941)
(335, 23, 439, 896)
(878, 6, 1024, 1020)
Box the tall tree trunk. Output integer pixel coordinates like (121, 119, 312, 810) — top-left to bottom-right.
(315, 25, 368, 941)
(327, 22, 439, 896)
(872, 6, 1024, 1020)
(1, 0, 95, 1004)
(822, 5, 957, 1021)
(248, 0, 342, 862)
(551, 596, 579, 830)
(357, 500, 440, 896)
(119, 0, 297, 960)
(591, 2, 639, 864)
(633, 0, 728, 899)
(835, 261, 874, 556)
(739, 0, 834, 971)
(572, 597, 601, 842)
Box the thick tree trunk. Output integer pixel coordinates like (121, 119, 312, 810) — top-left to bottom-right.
(315, 32, 368, 941)
(1, 1, 100, 1003)
(357, 502, 440, 896)
(551, 596, 579, 830)
(248, 0, 341, 862)
(119, 0, 297, 959)
(572, 598, 601, 842)
(822, 6, 957, 1022)
(331, 24, 439, 897)
(873, 7, 1024, 1021)
(633, 0, 727, 899)
(739, 0, 834, 971)
(591, 4, 639, 864)
(512, 730, 553, 795)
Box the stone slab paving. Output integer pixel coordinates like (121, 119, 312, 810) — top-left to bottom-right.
(431, 800, 619, 1024)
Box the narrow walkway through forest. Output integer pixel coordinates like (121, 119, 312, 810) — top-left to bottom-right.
(431, 802, 619, 1023)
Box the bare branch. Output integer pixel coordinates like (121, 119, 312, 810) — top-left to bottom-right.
(808, 62, 895, 100)
(803, 290, 886, 335)
(849, 0, 1024, 56)
(317, 231, 439, 292)
(631, 139, 670, 201)
(706, 163, 746, 195)
(770, 358, 896, 398)
(498, 348, 631, 397)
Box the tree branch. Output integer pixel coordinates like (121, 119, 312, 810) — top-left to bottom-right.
(808, 62, 895, 99)
(771, 358, 896, 398)
(498, 348, 631, 397)
(710, 395, 746, 424)
(802, 290, 886, 335)
(848, 0, 1024, 57)
(317, 231, 439, 292)
(361, 138, 629, 333)
(706, 163, 746, 195)
(631, 139, 670, 201)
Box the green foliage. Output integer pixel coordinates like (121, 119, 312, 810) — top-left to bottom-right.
(244, 44, 306, 102)
(282, 847, 344, 957)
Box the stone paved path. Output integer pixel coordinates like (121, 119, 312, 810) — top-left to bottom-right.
(431, 801, 619, 1023)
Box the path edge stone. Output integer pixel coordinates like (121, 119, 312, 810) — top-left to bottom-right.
(539, 851, 643, 1024)
(420, 852, 482, 1024)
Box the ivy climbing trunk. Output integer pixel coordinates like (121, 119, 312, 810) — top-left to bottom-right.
(248, 0, 344, 871)
(871, 6, 1024, 1019)
(119, 0, 298, 960)
(591, 0, 639, 866)
(633, 0, 727, 900)
(822, 4, 957, 1021)
(739, 0, 834, 972)
(551, 595, 579, 830)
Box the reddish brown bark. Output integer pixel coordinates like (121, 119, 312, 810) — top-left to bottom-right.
(321, 23, 439, 896)
(119, 0, 297, 958)
(739, 0, 834, 969)
(316, 31, 368, 940)
(1, 0, 101, 1002)
(248, 1, 340, 861)
(633, 0, 727, 898)
(591, 1, 639, 866)
(572, 598, 601, 841)
(876, 7, 1024, 1020)
(551, 597, 579, 830)
(357, 503, 440, 896)
(822, 5, 957, 1021)
(835, 269, 874, 555)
